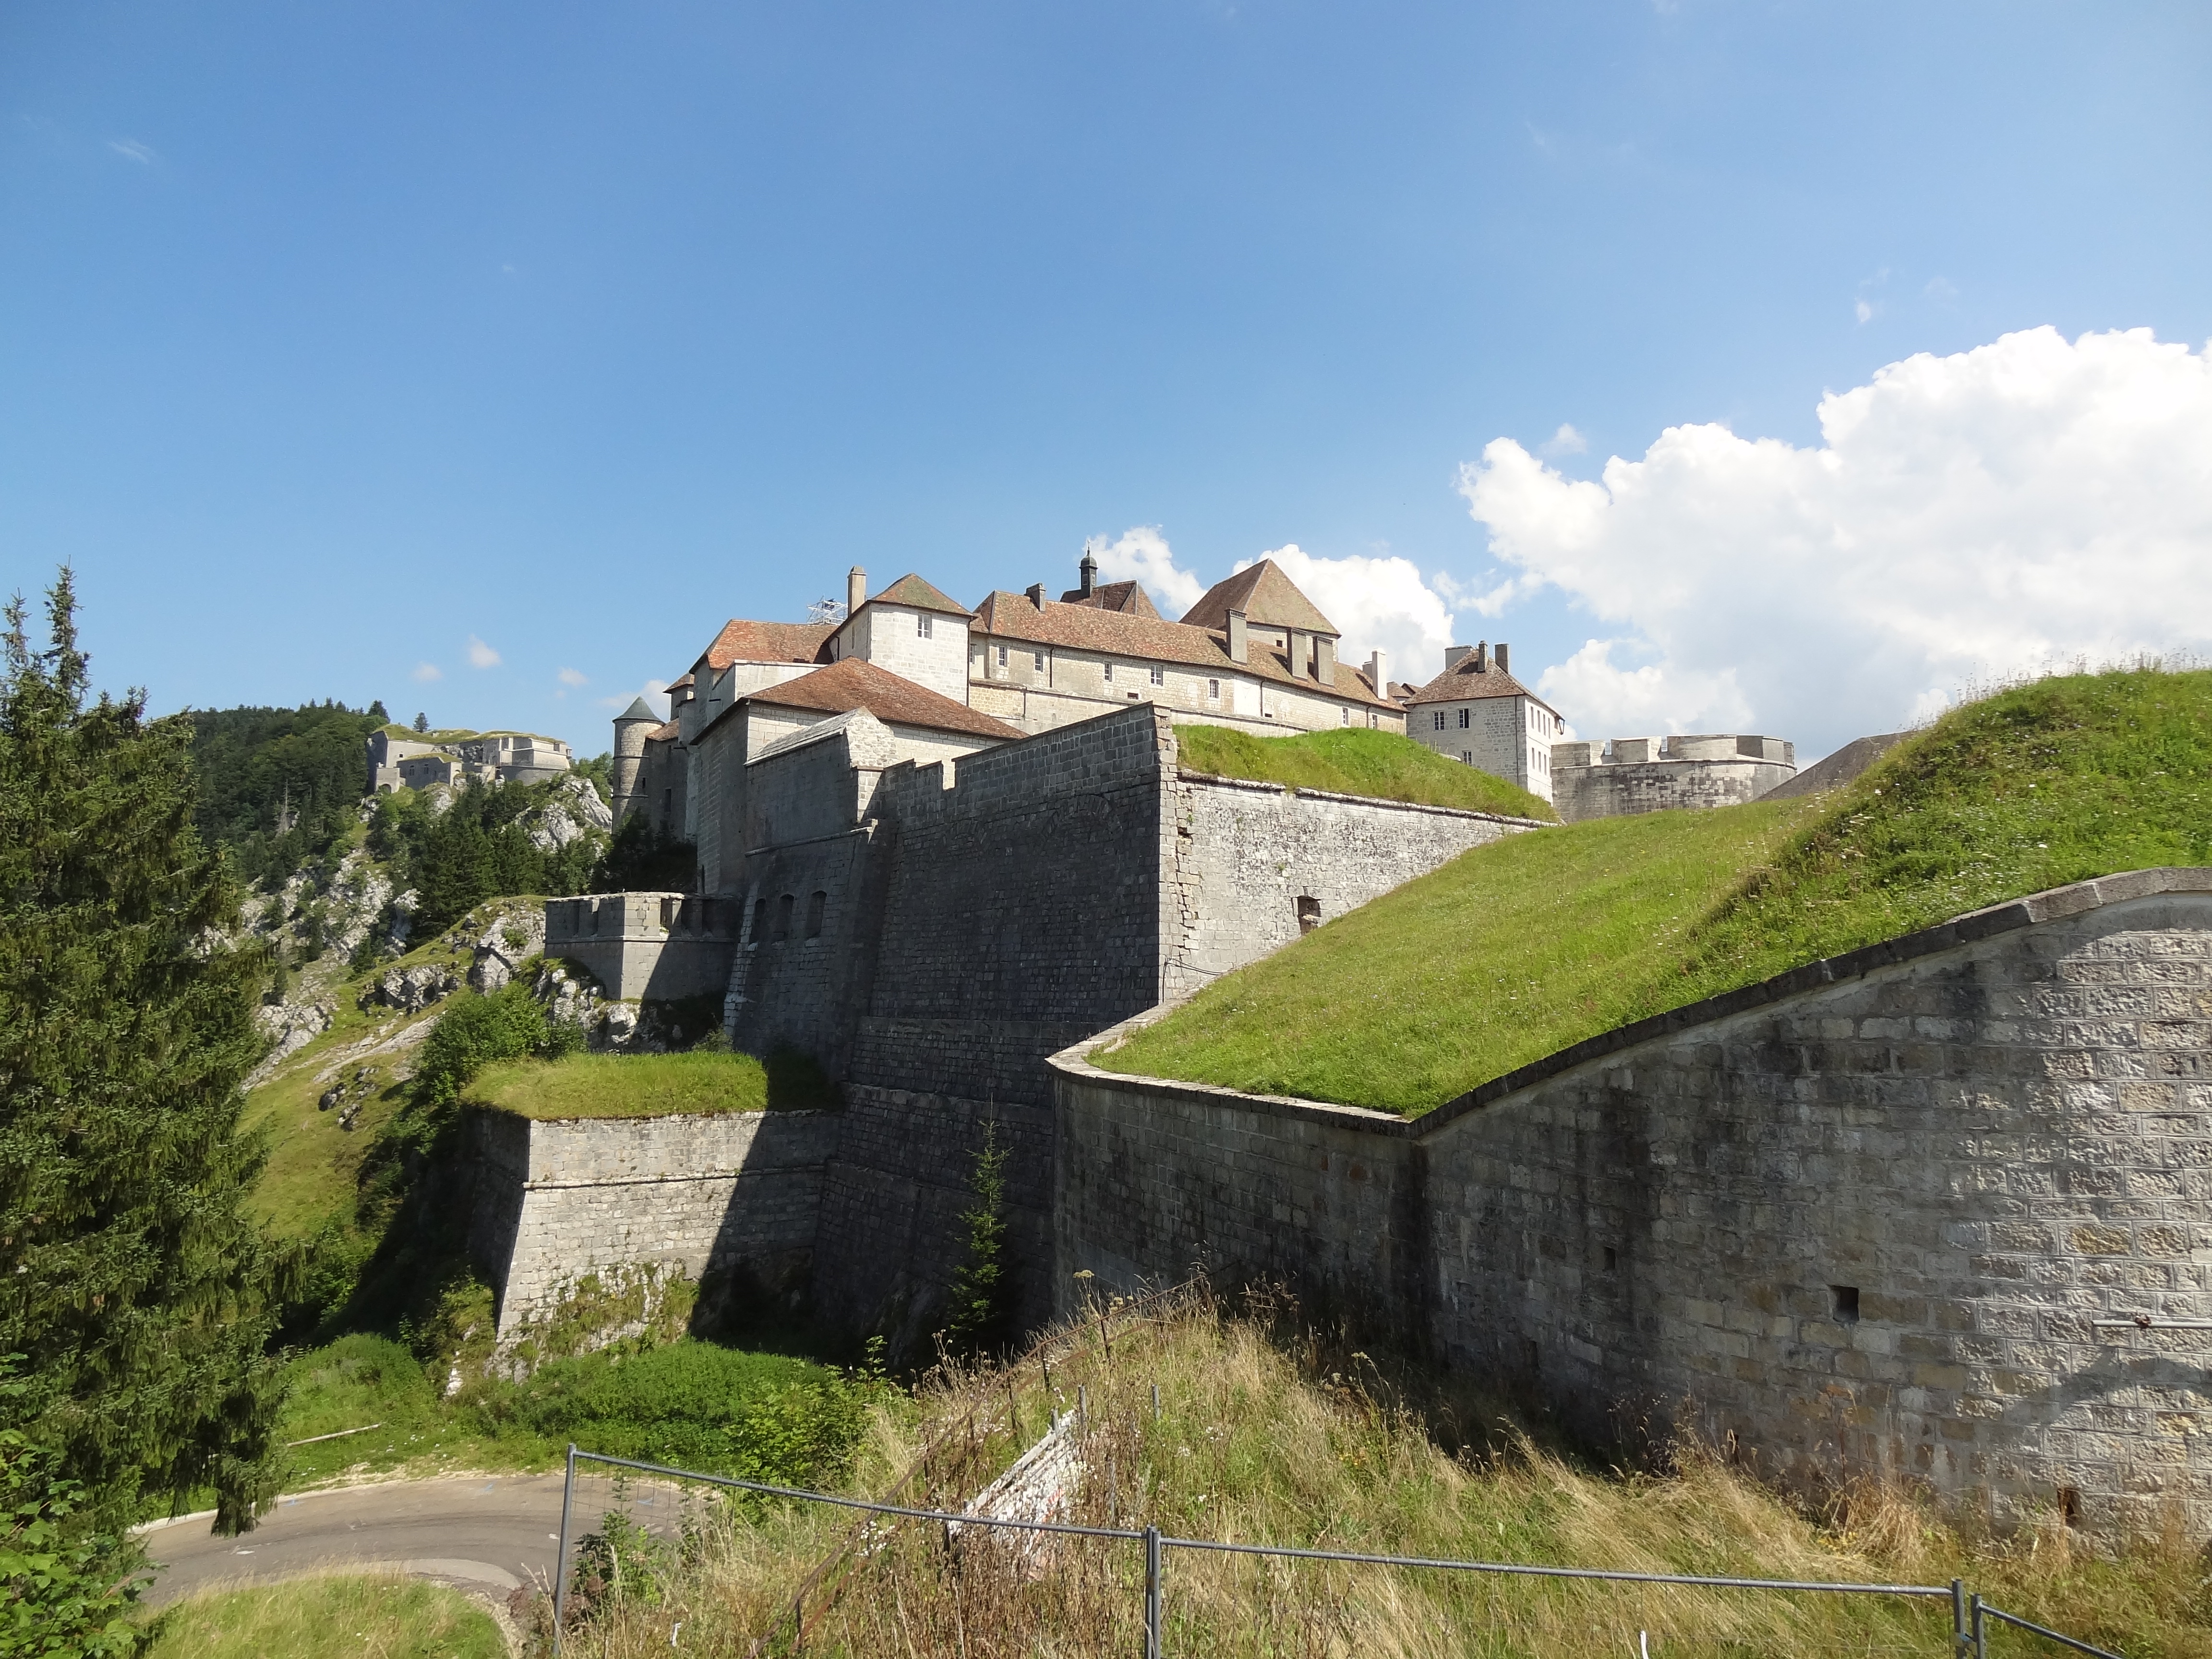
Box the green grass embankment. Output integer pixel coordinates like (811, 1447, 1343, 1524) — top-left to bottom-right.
(141, 1575, 506, 1659)
(469, 1047, 838, 1120)
(1174, 724, 1557, 820)
(1107, 667, 2212, 1115)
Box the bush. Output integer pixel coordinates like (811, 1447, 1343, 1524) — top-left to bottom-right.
(0, 1428, 150, 1657)
(410, 983, 550, 1108)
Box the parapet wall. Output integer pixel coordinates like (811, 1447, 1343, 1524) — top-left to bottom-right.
(1054, 869, 2212, 1537)
(1551, 733, 1796, 824)
(546, 892, 737, 1001)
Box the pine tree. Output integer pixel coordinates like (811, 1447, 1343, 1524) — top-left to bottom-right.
(0, 572, 283, 1535)
(942, 1123, 1017, 1359)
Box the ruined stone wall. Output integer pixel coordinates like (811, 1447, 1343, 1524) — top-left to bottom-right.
(467, 1106, 841, 1344)
(1054, 870, 2212, 1538)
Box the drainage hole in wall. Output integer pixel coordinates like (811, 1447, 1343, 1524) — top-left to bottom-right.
(2059, 1486, 2082, 1528)
(1831, 1285, 1860, 1325)
(1602, 1247, 1617, 1272)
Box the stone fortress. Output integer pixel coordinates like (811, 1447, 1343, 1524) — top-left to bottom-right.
(368, 725, 575, 793)
(458, 550, 2211, 1538)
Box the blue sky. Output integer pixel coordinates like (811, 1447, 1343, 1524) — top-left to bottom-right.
(4, 1, 2208, 757)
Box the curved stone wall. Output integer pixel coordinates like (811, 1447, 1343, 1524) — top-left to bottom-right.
(1052, 868, 2212, 1536)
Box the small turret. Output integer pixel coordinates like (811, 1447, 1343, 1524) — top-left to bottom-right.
(1077, 549, 1097, 600)
(611, 695, 661, 823)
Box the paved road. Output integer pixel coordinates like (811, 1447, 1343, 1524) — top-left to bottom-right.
(138, 1471, 686, 1608)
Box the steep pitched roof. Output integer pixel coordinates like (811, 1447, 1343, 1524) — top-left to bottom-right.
(968, 592, 1396, 709)
(644, 720, 680, 744)
(1057, 579, 1161, 618)
(866, 573, 974, 617)
(1404, 657, 1560, 717)
(616, 696, 661, 722)
(746, 656, 1021, 741)
(1178, 559, 1339, 637)
(702, 619, 835, 670)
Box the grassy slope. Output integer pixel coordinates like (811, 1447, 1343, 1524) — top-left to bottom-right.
(141, 1574, 505, 1659)
(1108, 668, 2212, 1114)
(551, 1296, 2206, 1659)
(1175, 724, 1557, 820)
(471, 1048, 838, 1120)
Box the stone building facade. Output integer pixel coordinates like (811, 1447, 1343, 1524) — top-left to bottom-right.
(367, 726, 574, 793)
(1052, 867, 2212, 1538)
(1402, 642, 1565, 805)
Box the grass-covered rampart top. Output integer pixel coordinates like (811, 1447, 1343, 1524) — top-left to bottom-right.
(1174, 724, 1557, 820)
(1106, 667, 2212, 1115)
(470, 1047, 839, 1120)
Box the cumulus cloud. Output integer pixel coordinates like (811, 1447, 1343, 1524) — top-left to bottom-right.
(557, 667, 589, 687)
(1539, 423, 1588, 458)
(1458, 325, 2212, 756)
(1086, 526, 1207, 617)
(411, 662, 442, 683)
(466, 635, 502, 669)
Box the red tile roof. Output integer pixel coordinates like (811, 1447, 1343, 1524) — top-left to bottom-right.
(866, 573, 974, 617)
(1057, 579, 1160, 618)
(745, 656, 1022, 741)
(1404, 657, 1559, 716)
(968, 591, 1396, 709)
(644, 720, 680, 743)
(701, 619, 836, 671)
(1179, 559, 1339, 637)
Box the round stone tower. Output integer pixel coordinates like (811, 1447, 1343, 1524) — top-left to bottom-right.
(610, 695, 661, 825)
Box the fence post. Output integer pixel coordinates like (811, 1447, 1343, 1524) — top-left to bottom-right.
(1970, 1594, 1987, 1659)
(552, 1442, 577, 1655)
(1950, 1579, 1966, 1658)
(1143, 1526, 1163, 1659)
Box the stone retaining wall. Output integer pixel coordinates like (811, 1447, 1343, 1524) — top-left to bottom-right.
(1053, 869, 2212, 1537)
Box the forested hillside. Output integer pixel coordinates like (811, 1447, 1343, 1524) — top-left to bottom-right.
(191, 700, 389, 884)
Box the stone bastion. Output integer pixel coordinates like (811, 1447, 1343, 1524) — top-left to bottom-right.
(1053, 867, 2212, 1538)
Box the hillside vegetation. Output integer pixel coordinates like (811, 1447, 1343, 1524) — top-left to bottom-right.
(532, 1288, 2204, 1658)
(190, 700, 388, 884)
(1175, 724, 1556, 819)
(1107, 667, 2212, 1114)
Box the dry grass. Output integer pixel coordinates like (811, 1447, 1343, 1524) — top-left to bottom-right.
(140, 1570, 507, 1658)
(531, 1288, 2212, 1657)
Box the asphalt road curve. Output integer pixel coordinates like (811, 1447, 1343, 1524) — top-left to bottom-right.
(138, 1471, 687, 1609)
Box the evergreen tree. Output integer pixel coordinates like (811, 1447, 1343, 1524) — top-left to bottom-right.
(942, 1124, 1017, 1359)
(0, 572, 283, 1535)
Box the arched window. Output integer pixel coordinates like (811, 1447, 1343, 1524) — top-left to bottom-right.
(805, 890, 827, 939)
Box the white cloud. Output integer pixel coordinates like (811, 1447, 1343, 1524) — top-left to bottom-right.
(599, 679, 671, 719)
(557, 667, 589, 687)
(108, 138, 154, 164)
(466, 635, 502, 669)
(411, 662, 443, 683)
(1457, 325, 2212, 756)
(1854, 299, 1875, 325)
(1086, 526, 1207, 617)
(1539, 423, 1587, 457)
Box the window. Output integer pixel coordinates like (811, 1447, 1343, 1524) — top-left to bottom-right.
(774, 893, 794, 942)
(1103, 662, 1114, 683)
(1034, 651, 1045, 672)
(1831, 1286, 1860, 1325)
(752, 897, 767, 941)
(1460, 751, 1472, 763)
(805, 890, 826, 939)
(1341, 707, 1349, 724)
(1206, 678, 1219, 700)
(997, 644, 1008, 668)
(1149, 664, 1164, 686)
(1432, 710, 1444, 730)
(1296, 895, 1322, 934)
(916, 613, 934, 638)
(1457, 708, 1470, 729)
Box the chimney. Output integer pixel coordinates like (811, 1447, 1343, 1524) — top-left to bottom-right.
(1078, 549, 1098, 599)
(1473, 641, 1489, 673)
(1367, 648, 1388, 697)
(1314, 635, 1335, 684)
(1227, 609, 1249, 664)
(1443, 645, 1473, 671)
(1026, 582, 1046, 609)
(846, 566, 866, 616)
(1495, 642, 1510, 675)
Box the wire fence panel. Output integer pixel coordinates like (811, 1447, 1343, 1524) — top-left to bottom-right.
(543, 1446, 2127, 1659)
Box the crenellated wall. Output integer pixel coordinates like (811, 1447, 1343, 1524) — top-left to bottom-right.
(1053, 868, 2212, 1538)
(1551, 734, 1797, 823)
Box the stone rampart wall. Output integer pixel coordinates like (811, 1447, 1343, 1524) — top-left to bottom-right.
(1054, 870, 2212, 1537)
(467, 1106, 840, 1342)
(1553, 755, 1796, 823)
